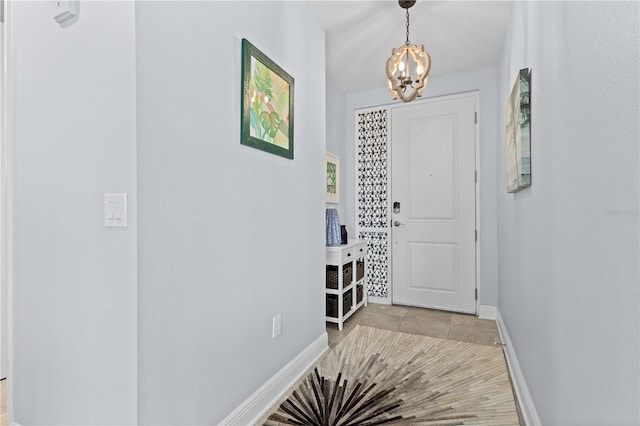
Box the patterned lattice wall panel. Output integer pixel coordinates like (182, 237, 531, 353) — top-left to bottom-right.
(356, 108, 391, 299)
(357, 110, 389, 228)
(358, 231, 389, 298)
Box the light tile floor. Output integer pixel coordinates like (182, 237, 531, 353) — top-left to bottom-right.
(327, 303, 503, 349)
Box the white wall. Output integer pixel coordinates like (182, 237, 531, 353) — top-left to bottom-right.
(10, 2, 138, 424)
(135, 2, 326, 423)
(497, 1, 639, 424)
(325, 78, 347, 225)
(0, 16, 6, 381)
(343, 68, 499, 306)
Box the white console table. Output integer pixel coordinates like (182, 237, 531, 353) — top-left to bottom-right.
(325, 239, 367, 330)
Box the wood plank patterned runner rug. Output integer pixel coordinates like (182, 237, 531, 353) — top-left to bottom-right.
(264, 325, 519, 425)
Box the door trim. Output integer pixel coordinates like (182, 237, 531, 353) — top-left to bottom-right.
(2, 0, 15, 421)
(472, 93, 480, 316)
(354, 91, 481, 314)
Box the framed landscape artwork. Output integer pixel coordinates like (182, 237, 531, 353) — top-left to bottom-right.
(326, 152, 340, 204)
(241, 38, 294, 159)
(506, 68, 531, 193)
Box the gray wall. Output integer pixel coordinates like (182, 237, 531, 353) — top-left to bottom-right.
(10, 1, 326, 424)
(497, 1, 639, 423)
(0, 16, 5, 379)
(325, 78, 348, 223)
(343, 68, 499, 307)
(10, 2, 138, 424)
(135, 2, 327, 423)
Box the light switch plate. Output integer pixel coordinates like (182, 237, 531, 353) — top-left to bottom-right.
(104, 193, 127, 227)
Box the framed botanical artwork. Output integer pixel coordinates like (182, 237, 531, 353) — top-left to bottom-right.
(241, 38, 294, 159)
(506, 68, 532, 193)
(326, 152, 340, 204)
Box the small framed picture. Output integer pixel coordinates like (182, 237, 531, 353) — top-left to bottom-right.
(326, 152, 340, 203)
(241, 38, 294, 159)
(506, 68, 531, 192)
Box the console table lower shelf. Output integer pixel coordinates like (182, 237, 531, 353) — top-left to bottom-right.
(325, 239, 368, 330)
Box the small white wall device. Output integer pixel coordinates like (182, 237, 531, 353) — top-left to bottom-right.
(104, 193, 128, 228)
(52, 1, 79, 25)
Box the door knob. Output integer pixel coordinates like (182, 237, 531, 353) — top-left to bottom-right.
(393, 221, 404, 227)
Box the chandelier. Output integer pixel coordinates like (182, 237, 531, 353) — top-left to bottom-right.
(385, 0, 431, 102)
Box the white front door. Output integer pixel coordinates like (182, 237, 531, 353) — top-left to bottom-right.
(391, 94, 477, 313)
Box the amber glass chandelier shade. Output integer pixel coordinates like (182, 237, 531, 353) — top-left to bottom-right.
(386, 43, 431, 102)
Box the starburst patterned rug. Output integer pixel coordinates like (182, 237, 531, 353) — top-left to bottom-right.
(264, 325, 519, 425)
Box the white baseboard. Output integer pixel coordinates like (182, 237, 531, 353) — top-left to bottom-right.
(496, 310, 541, 426)
(218, 332, 329, 425)
(478, 305, 497, 320)
(367, 296, 391, 305)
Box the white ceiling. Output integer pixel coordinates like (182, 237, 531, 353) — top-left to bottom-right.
(307, 0, 512, 93)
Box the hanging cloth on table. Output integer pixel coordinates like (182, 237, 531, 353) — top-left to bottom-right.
(326, 208, 341, 247)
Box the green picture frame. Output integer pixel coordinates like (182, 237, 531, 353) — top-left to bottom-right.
(241, 38, 294, 159)
(325, 152, 340, 203)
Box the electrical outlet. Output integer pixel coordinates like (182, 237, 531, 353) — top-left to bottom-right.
(272, 314, 282, 338)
